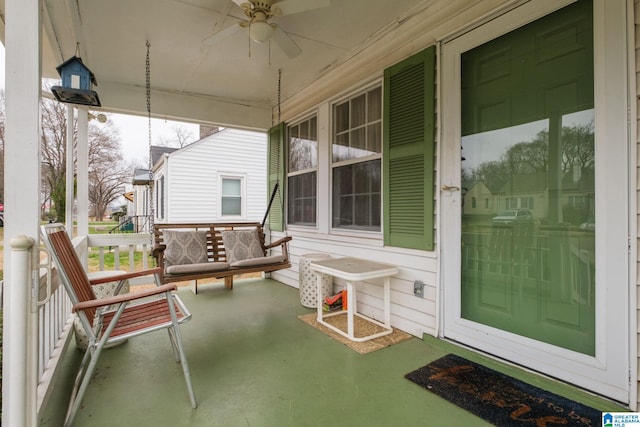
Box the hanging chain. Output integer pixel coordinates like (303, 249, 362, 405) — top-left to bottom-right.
(277, 68, 281, 124)
(276, 68, 281, 180)
(146, 41, 155, 244)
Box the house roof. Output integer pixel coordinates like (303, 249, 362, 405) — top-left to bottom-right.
(132, 168, 151, 185)
(151, 145, 179, 166)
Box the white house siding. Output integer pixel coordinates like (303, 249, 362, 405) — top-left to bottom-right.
(156, 129, 267, 223)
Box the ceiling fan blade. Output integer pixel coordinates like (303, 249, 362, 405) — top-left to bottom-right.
(202, 22, 243, 46)
(231, 0, 248, 8)
(271, 26, 302, 58)
(272, 0, 330, 16)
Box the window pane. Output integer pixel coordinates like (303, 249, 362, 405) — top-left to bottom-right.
(289, 117, 318, 172)
(310, 116, 317, 141)
(222, 178, 241, 196)
(351, 93, 366, 128)
(221, 198, 241, 216)
(335, 101, 349, 133)
(368, 87, 382, 122)
(332, 159, 381, 230)
(367, 122, 381, 153)
(333, 132, 349, 162)
(287, 172, 317, 225)
(350, 127, 367, 155)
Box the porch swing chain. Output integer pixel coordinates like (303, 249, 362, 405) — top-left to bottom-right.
(146, 41, 155, 245)
(277, 68, 281, 187)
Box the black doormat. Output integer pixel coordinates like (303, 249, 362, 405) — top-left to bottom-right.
(405, 354, 602, 427)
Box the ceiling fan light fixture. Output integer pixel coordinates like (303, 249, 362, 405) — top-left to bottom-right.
(250, 20, 274, 43)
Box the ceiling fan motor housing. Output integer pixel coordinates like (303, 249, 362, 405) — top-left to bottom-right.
(242, 1, 278, 19)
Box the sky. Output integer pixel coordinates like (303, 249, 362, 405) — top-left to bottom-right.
(108, 114, 200, 166)
(0, 44, 200, 165)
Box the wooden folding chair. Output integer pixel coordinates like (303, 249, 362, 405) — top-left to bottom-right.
(40, 223, 197, 427)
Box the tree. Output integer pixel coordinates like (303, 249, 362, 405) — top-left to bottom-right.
(41, 98, 69, 221)
(468, 121, 594, 194)
(158, 124, 195, 148)
(87, 124, 129, 221)
(40, 97, 128, 222)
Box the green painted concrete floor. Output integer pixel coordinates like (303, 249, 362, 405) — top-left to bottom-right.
(39, 278, 626, 427)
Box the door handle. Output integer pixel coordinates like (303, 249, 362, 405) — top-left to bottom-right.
(441, 185, 460, 191)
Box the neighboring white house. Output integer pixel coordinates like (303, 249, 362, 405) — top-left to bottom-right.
(147, 128, 268, 223)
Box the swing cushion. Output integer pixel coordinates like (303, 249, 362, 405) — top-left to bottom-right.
(230, 254, 287, 268)
(166, 261, 229, 275)
(221, 229, 264, 264)
(163, 230, 209, 267)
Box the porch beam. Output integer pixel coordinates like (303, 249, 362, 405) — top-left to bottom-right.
(96, 80, 272, 131)
(2, 0, 42, 426)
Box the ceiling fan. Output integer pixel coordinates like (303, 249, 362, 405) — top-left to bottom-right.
(203, 0, 330, 58)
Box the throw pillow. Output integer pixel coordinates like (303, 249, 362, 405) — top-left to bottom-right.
(163, 230, 208, 267)
(222, 229, 264, 264)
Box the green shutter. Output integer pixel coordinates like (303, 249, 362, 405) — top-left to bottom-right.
(383, 46, 436, 250)
(267, 122, 286, 231)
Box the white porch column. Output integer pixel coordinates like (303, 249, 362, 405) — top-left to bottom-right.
(2, 0, 42, 426)
(77, 107, 89, 239)
(66, 106, 75, 236)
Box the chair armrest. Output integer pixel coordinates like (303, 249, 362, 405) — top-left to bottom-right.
(73, 283, 177, 312)
(264, 236, 292, 250)
(89, 267, 163, 285)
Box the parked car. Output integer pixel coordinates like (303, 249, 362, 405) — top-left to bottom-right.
(492, 209, 534, 225)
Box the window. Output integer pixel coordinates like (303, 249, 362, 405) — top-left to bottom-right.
(220, 176, 244, 217)
(287, 116, 317, 226)
(506, 196, 533, 210)
(568, 195, 588, 209)
(332, 86, 382, 230)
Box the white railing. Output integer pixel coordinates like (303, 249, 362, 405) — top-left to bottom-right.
(34, 232, 156, 416)
(85, 232, 155, 285)
(35, 271, 73, 412)
(86, 232, 152, 269)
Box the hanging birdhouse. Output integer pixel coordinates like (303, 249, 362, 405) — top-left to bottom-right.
(51, 56, 101, 107)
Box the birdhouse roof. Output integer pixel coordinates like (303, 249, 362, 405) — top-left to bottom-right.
(55, 56, 98, 86)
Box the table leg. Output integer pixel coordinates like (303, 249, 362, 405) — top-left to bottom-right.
(384, 277, 391, 328)
(316, 273, 323, 322)
(347, 281, 355, 339)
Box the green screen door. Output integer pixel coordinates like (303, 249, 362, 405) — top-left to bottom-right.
(460, 0, 595, 355)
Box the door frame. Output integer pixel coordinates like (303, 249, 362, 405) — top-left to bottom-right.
(438, 0, 634, 405)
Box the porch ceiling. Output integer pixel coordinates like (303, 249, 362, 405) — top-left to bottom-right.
(0, 0, 430, 130)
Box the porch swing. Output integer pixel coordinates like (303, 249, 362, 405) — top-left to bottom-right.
(147, 50, 292, 293)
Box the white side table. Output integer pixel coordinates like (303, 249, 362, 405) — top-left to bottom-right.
(310, 257, 398, 342)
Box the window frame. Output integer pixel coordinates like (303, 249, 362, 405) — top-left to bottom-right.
(218, 173, 246, 219)
(330, 83, 383, 233)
